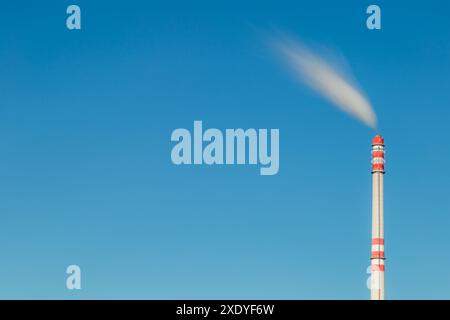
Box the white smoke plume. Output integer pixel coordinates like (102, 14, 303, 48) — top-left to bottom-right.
(272, 36, 377, 129)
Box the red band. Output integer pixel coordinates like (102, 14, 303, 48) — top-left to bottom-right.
(372, 238, 384, 245)
(371, 264, 385, 271)
(372, 151, 384, 158)
(372, 164, 385, 171)
(371, 251, 385, 258)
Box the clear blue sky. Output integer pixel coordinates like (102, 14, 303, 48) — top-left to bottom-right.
(0, 0, 449, 299)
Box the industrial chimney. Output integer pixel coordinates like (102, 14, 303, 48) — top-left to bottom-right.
(371, 134, 385, 300)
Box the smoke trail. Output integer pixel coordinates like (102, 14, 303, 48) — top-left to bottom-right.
(272, 37, 377, 129)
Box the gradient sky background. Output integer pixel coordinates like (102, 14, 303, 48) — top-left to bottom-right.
(0, 0, 449, 299)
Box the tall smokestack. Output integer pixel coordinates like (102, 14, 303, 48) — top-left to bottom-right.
(371, 134, 385, 300)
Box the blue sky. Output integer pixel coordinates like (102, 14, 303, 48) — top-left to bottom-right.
(0, 0, 449, 299)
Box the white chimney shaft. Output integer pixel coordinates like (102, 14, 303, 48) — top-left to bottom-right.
(371, 135, 385, 300)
